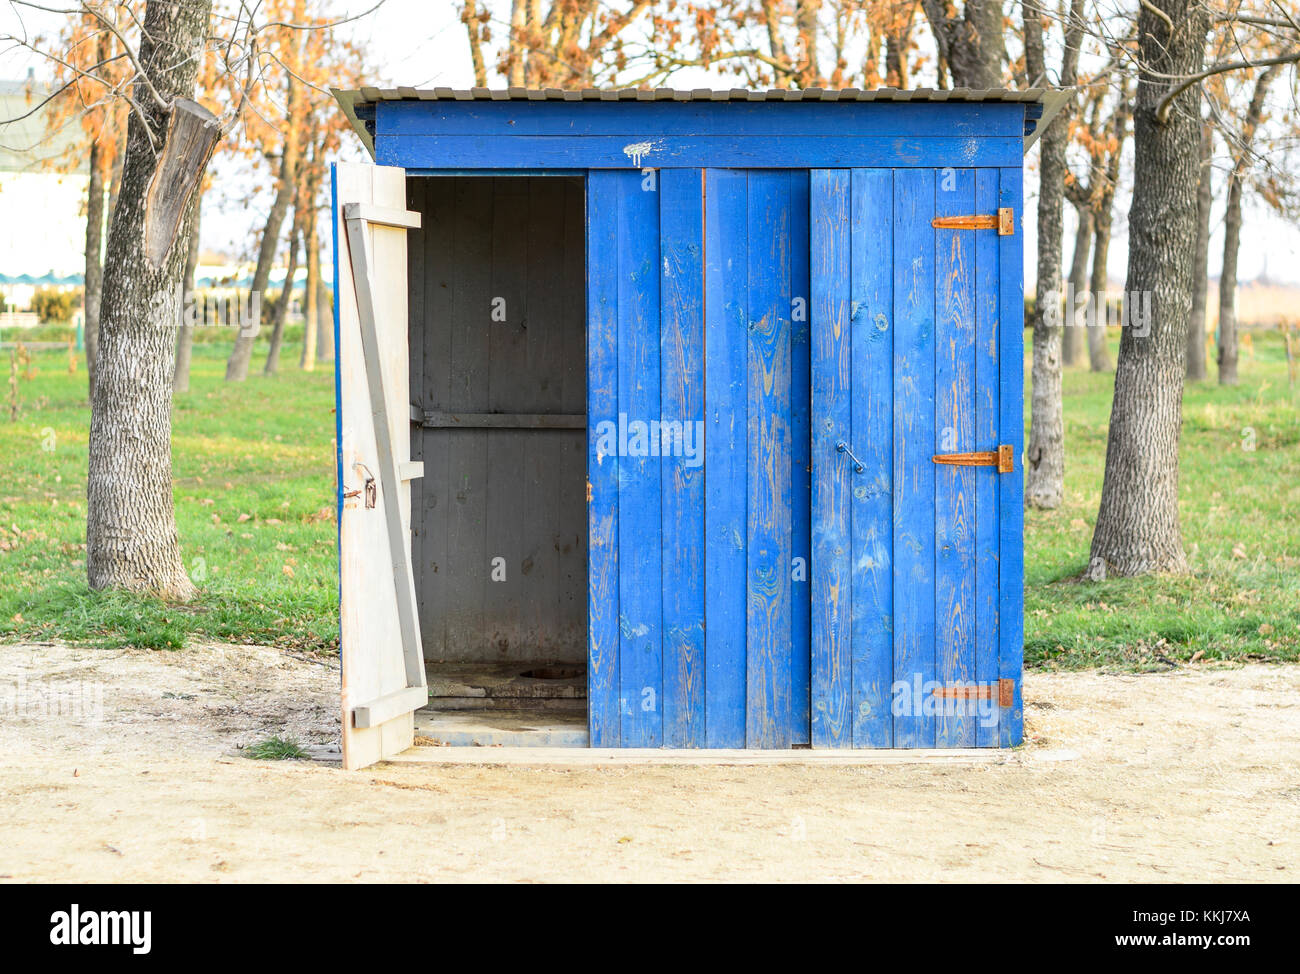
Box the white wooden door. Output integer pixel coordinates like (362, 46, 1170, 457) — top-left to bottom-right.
(335, 162, 426, 770)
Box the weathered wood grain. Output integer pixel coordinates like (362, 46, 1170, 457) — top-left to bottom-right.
(849, 168, 895, 748)
(377, 135, 1026, 171)
(617, 172, 664, 747)
(745, 171, 794, 748)
(810, 169, 852, 747)
(377, 101, 1028, 139)
(892, 167, 937, 748)
(975, 169, 1002, 747)
(934, 168, 977, 748)
(660, 168, 706, 747)
(703, 168, 749, 748)
(586, 171, 622, 747)
(998, 167, 1026, 747)
(788, 170, 812, 745)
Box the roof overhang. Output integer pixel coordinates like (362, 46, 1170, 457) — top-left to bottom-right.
(333, 86, 1074, 161)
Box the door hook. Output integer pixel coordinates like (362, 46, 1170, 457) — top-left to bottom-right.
(835, 440, 865, 474)
(351, 462, 377, 509)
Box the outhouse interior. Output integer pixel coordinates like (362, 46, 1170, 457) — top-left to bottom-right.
(405, 173, 591, 742)
(334, 86, 1065, 766)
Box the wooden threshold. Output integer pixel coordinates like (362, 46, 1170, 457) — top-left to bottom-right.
(379, 746, 1010, 767)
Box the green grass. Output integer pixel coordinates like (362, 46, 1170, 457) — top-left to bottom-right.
(0, 328, 1296, 672)
(243, 736, 307, 760)
(0, 342, 339, 654)
(1025, 328, 1300, 669)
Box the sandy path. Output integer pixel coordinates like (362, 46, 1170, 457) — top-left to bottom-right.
(0, 641, 1296, 882)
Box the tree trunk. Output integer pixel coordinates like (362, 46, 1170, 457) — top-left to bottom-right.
(1088, 98, 1129, 373)
(105, 132, 125, 235)
(921, 0, 1003, 88)
(1089, 0, 1206, 578)
(300, 201, 320, 371)
(884, 11, 914, 87)
(263, 203, 301, 375)
(1087, 211, 1114, 372)
(1218, 65, 1281, 386)
(1063, 206, 1092, 367)
(87, 0, 216, 600)
(173, 201, 201, 394)
(83, 139, 106, 401)
(226, 76, 300, 381)
(1186, 122, 1212, 381)
(1022, 0, 1086, 509)
(315, 279, 334, 363)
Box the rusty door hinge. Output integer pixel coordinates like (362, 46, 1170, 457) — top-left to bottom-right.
(930, 679, 1016, 707)
(932, 444, 1014, 473)
(931, 207, 1014, 236)
(931, 684, 995, 701)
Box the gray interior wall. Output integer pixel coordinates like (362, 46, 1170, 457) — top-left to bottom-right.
(407, 176, 587, 664)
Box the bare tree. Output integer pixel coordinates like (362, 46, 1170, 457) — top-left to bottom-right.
(920, 0, 1005, 87)
(226, 72, 301, 381)
(1086, 84, 1130, 374)
(1186, 121, 1213, 381)
(263, 191, 302, 375)
(87, 0, 219, 598)
(1023, 0, 1087, 509)
(1063, 204, 1092, 366)
(173, 199, 201, 395)
(1089, 0, 1210, 577)
(1217, 63, 1283, 386)
(6, 0, 382, 596)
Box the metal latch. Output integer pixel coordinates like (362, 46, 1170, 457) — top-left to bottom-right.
(835, 440, 865, 473)
(931, 444, 1014, 474)
(345, 462, 377, 509)
(931, 207, 1014, 235)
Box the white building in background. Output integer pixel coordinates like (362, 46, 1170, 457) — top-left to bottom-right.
(0, 70, 89, 312)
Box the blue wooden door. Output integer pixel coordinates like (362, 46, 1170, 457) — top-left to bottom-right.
(809, 167, 1025, 749)
(586, 168, 810, 748)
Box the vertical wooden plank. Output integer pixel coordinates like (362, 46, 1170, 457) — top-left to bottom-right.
(563, 178, 588, 649)
(406, 177, 426, 664)
(617, 170, 663, 747)
(788, 169, 812, 745)
(975, 169, 1002, 747)
(586, 171, 621, 746)
(746, 171, 794, 748)
(892, 167, 937, 748)
(810, 168, 852, 748)
(444, 179, 493, 660)
(998, 167, 1026, 747)
(659, 168, 706, 747)
(484, 179, 530, 656)
(521, 179, 570, 655)
(934, 168, 977, 748)
(418, 180, 455, 661)
(849, 168, 894, 748)
(703, 168, 748, 748)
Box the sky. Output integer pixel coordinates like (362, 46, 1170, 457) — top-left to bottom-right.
(2, 0, 1299, 289)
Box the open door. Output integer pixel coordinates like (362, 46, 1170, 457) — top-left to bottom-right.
(334, 162, 426, 770)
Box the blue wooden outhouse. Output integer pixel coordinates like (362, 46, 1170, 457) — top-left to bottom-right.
(329, 87, 1065, 769)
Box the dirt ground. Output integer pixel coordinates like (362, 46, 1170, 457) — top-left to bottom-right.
(1, 640, 1296, 882)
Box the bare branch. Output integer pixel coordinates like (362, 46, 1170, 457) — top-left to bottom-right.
(1157, 50, 1300, 123)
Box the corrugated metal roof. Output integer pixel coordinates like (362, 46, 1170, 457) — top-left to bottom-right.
(334, 86, 1071, 158)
